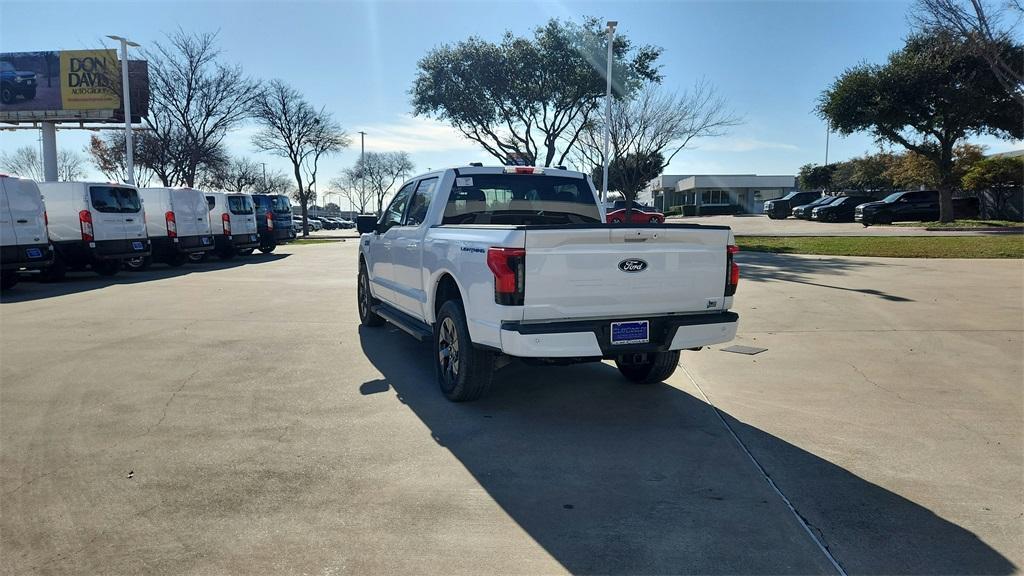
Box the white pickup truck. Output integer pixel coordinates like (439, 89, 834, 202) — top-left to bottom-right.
(356, 165, 739, 401)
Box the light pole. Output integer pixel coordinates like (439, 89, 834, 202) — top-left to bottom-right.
(601, 21, 617, 205)
(358, 131, 366, 214)
(107, 35, 140, 185)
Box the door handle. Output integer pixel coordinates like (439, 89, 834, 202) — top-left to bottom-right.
(16, 219, 28, 223)
(406, 241, 419, 249)
(125, 218, 134, 222)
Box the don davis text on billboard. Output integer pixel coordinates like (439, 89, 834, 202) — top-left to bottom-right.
(0, 49, 148, 122)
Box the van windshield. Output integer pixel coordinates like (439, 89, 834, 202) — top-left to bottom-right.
(228, 195, 254, 215)
(271, 195, 292, 214)
(90, 186, 141, 213)
(441, 174, 600, 225)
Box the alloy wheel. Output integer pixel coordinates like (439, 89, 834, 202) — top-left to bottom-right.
(438, 317, 460, 387)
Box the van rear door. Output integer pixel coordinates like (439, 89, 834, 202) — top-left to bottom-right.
(4, 178, 47, 246)
(521, 226, 732, 322)
(170, 188, 207, 237)
(228, 194, 257, 236)
(89, 185, 131, 241)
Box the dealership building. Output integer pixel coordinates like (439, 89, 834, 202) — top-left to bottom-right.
(640, 174, 797, 215)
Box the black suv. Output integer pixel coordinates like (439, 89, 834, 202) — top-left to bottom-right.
(855, 190, 939, 226)
(763, 191, 821, 219)
(791, 196, 838, 219)
(0, 61, 37, 104)
(811, 196, 872, 222)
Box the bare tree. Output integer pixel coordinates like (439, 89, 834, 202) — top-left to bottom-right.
(144, 30, 261, 186)
(199, 157, 263, 191)
(260, 171, 294, 195)
(331, 168, 374, 214)
(252, 80, 350, 235)
(912, 0, 1024, 106)
(351, 151, 415, 215)
(571, 81, 740, 215)
(86, 132, 156, 186)
(1, 146, 88, 181)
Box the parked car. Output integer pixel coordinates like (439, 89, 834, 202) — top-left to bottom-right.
(130, 187, 214, 269)
(318, 217, 338, 230)
(251, 194, 296, 252)
(763, 191, 822, 219)
(357, 165, 738, 402)
(856, 190, 940, 226)
(792, 196, 839, 219)
(291, 215, 303, 234)
(35, 182, 150, 279)
(205, 192, 260, 259)
(0, 174, 53, 289)
(306, 217, 323, 231)
(606, 201, 665, 224)
(811, 196, 871, 222)
(338, 218, 355, 229)
(0, 61, 37, 104)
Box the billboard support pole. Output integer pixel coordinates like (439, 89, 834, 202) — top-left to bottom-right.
(109, 36, 140, 185)
(41, 122, 58, 182)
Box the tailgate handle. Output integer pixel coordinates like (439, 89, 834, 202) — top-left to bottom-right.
(125, 218, 134, 222)
(622, 230, 657, 242)
(16, 219, 28, 223)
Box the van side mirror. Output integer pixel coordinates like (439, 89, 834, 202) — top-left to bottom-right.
(356, 214, 378, 234)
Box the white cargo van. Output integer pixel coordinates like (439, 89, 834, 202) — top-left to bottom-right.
(36, 182, 150, 279)
(204, 192, 259, 259)
(0, 174, 53, 289)
(134, 187, 214, 268)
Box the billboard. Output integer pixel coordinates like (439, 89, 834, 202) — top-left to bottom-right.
(0, 50, 149, 123)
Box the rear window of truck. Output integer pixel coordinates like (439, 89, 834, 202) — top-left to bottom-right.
(441, 174, 600, 225)
(228, 195, 254, 215)
(90, 186, 141, 213)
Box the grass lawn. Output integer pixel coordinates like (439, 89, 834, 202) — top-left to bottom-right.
(291, 238, 342, 245)
(889, 219, 1024, 228)
(737, 235, 1024, 258)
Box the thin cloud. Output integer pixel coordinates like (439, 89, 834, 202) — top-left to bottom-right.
(352, 115, 479, 154)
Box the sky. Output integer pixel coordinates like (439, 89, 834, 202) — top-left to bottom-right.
(1, 0, 1021, 200)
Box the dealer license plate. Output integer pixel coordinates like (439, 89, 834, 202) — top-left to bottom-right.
(251, 234, 258, 242)
(610, 320, 649, 345)
(201, 236, 211, 245)
(25, 247, 43, 259)
(132, 241, 144, 250)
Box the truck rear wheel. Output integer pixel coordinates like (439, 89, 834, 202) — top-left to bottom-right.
(258, 243, 276, 254)
(614, 350, 680, 384)
(435, 300, 493, 402)
(124, 256, 151, 271)
(357, 263, 384, 327)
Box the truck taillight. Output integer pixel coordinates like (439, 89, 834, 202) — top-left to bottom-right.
(266, 211, 274, 231)
(487, 247, 526, 306)
(78, 210, 93, 242)
(165, 211, 177, 237)
(725, 244, 739, 296)
(44, 210, 48, 227)
(222, 212, 231, 235)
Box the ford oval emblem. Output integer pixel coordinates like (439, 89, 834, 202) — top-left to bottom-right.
(618, 258, 648, 273)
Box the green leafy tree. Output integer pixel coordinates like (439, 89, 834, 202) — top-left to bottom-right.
(798, 163, 836, 190)
(962, 155, 1024, 219)
(591, 151, 665, 211)
(819, 30, 1022, 221)
(412, 18, 662, 167)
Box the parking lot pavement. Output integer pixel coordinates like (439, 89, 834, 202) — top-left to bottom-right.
(1, 243, 1020, 574)
(668, 214, 1021, 236)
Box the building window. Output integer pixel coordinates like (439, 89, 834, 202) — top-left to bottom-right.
(701, 189, 730, 205)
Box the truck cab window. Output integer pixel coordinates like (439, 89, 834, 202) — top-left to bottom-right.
(382, 182, 415, 231)
(405, 177, 438, 226)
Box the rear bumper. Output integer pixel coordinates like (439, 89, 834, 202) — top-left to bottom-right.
(1, 243, 54, 270)
(92, 238, 152, 260)
(499, 311, 738, 358)
(154, 235, 215, 255)
(215, 233, 260, 250)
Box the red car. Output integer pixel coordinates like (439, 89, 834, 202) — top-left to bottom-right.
(605, 201, 665, 224)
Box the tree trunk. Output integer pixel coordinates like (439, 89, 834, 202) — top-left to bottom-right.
(301, 199, 308, 238)
(937, 144, 956, 223)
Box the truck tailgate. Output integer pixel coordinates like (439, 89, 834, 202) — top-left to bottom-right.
(522, 227, 731, 321)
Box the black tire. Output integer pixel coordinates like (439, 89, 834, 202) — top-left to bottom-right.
(94, 260, 120, 276)
(258, 243, 276, 254)
(610, 218, 622, 224)
(0, 86, 12, 104)
(614, 350, 681, 384)
(649, 216, 660, 223)
(0, 271, 18, 290)
(40, 253, 67, 282)
(435, 300, 494, 402)
(187, 251, 208, 263)
(124, 256, 151, 271)
(357, 262, 384, 327)
(165, 253, 187, 267)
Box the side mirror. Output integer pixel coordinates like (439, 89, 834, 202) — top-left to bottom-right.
(356, 214, 378, 234)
